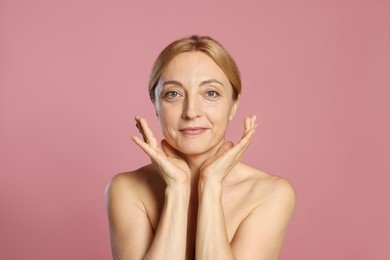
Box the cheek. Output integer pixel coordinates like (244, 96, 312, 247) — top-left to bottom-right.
(157, 108, 178, 137)
(158, 114, 171, 130)
(156, 102, 169, 121)
(207, 103, 234, 122)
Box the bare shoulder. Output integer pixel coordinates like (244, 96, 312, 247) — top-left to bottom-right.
(105, 164, 161, 207)
(229, 164, 296, 259)
(106, 164, 152, 189)
(233, 163, 296, 211)
(105, 165, 161, 259)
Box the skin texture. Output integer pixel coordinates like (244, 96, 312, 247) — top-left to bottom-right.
(105, 52, 296, 260)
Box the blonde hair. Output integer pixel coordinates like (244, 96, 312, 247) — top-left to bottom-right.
(148, 35, 241, 101)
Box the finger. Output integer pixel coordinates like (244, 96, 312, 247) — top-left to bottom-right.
(202, 141, 233, 165)
(243, 116, 255, 135)
(161, 139, 180, 159)
(199, 142, 231, 174)
(244, 116, 251, 133)
(250, 115, 257, 129)
(221, 116, 255, 160)
(132, 135, 160, 159)
(136, 116, 158, 148)
(135, 120, 147, 141)
(225, 126, 255, 161)
(242, 115, 254, 137)
(239, 125, 256, 148)
(241, 128, 255, 147)
(234, 128, 256, 158)
(215, 141, 234, 158)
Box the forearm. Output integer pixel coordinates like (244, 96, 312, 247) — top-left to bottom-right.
(144, 185, 190, 260)
(196, 180, 236, 260)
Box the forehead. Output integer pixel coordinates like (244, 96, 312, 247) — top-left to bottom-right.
(161, 52, 230, 84)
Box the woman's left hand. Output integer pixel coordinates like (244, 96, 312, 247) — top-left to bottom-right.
(199, 115, 257, 184)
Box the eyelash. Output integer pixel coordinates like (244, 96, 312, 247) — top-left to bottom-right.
(162, 91, 182, 100)
(205, 90, 220, 99)
(162, 90, 220, 100)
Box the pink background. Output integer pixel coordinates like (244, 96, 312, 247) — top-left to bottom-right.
(1, 1, 389, 259)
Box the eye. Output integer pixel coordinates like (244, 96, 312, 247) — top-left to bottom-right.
(163, 91, 181, 99)
(205, 90, 220, 99)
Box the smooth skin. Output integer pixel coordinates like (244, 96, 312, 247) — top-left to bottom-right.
(105, 52, 296, 260)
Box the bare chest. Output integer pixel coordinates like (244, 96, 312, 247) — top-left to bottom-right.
(144, 184, 258, 258)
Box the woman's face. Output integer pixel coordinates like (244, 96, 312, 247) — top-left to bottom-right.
(154, 51, 239, 156)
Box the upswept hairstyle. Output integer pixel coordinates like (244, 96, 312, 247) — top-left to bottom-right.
(148, 35, 241, 102)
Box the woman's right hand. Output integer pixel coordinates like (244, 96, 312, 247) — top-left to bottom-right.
(132, 116, 191, 187)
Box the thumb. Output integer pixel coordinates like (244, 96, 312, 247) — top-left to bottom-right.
(215, 141, 234, 158)
(161, 139, 180, 158)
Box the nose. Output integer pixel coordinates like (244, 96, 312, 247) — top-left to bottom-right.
(182, 96, 203, 119)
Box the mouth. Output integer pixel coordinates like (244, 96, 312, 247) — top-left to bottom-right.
(179, 127, 209, 136)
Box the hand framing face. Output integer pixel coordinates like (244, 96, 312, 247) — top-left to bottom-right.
(132, 115, 256, 186)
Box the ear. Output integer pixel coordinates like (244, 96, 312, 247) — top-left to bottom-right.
(229, 95, 240, 120)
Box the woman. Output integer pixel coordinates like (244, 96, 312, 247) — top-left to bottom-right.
(106, 35, 296, 260)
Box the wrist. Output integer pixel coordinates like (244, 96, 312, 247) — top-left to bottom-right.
(165, 183, 191, 200)
(198, 178, 223, 197)
(199, 169, 223, 184)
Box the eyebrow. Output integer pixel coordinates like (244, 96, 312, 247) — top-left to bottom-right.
(163, 79, 225, 87)
(200, 79, 225, 87)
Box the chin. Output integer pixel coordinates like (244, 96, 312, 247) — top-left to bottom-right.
(172, 140, 222, 157)
(177, 147, 209, 156)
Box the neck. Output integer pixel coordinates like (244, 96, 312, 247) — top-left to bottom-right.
(178, 138, 225, 185)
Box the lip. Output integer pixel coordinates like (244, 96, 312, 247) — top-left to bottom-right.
(179, 127, 209, 136)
